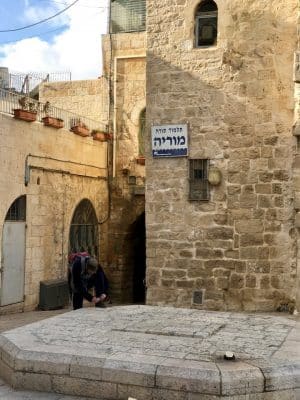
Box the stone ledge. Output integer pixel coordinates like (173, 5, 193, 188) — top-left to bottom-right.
(0, 306, 299, 399)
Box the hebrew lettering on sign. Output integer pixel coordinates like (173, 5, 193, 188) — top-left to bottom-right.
(154, 137, 161, 147)
(151, 124, 188, 157)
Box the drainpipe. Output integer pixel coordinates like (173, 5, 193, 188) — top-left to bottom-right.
(113, 56, 117, 178)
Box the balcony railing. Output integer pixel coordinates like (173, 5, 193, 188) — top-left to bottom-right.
(0, 88, 108, 133)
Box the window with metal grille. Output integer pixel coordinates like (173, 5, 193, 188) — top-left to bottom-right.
(189, 159, 209, 201)
(5, 196, 26, 221)
(69, 199, 99, 257)
(195, 0, 218, 47)
(110, 0, 146, 33)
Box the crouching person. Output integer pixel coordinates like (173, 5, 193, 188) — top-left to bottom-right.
(89, 263, 110, 308)
(71, 256, 102, 310)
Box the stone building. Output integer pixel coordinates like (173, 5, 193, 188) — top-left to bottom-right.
(2, 0, 299, 314)
(145, 0, 300, 311)
(0, 92, 108, 312)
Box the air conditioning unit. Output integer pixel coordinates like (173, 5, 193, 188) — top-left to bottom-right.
(39, 279, 69, 310)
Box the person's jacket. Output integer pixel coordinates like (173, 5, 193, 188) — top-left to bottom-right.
(88, 266, 109, 297)
(71, 257, 93, 302)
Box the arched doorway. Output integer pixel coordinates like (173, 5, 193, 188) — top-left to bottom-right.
(132, 212, 146, 303)
(1, 196, 26, 306)
(69, 199, 98, 256)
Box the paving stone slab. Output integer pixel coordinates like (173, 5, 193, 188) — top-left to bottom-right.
(0, 306, 299, 399)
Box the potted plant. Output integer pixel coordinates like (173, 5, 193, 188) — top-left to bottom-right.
(42, 101, 64, 129)
(71, 120, 90, 137)
(91, 129, 112, 142)
(136, 155, 145, 165)
(13, 96, 38, 122)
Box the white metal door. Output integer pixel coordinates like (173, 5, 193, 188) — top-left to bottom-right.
(1, 222, 26, 306)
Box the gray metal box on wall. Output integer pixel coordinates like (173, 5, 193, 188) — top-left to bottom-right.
(39, 279, 69, 310)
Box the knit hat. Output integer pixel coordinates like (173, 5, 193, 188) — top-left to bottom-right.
(87, 257, 98, 271)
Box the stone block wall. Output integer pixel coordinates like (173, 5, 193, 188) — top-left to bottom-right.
(146, 0, 299, 311)
(0, 113, 108, 311)
(39, 79, 108, 125)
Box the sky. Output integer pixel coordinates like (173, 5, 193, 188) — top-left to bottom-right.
(0, 0, 109, 80)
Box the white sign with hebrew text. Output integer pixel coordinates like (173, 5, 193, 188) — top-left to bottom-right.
(151, 124, 188, 157)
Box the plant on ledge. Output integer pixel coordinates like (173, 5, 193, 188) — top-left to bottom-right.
(136, 155, 145, 165)
(91, 129, 112, 142)
(70, 119, 90, 137)
(42, 101, 64, 129)
(13, 96, 38, 122)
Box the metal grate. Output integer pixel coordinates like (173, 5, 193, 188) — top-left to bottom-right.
(189, 159, 209, 201)
(110, 0, 146, 33)
(5, 196, 26, 221)
(69, 199, 99, 257)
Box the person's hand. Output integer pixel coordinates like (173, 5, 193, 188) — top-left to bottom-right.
(92, 296, 100, 304)
(99, 294, 106, 301)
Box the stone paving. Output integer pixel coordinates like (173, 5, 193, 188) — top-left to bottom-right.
(0, 309, 70, 334)
(0, 305, 299, 399)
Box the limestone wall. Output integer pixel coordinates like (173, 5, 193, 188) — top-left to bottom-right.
(146, 0, 298, 311)
(39, 79, 108, 125)
(0, 113, 108, 311)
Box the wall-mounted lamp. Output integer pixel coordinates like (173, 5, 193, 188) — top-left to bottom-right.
(208, 166, 222, 186)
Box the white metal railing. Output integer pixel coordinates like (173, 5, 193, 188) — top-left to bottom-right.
(0, 88, 108, 133)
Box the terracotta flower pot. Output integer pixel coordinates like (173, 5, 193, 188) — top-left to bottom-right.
(92, 131, 107, 141)
(92, 131, 112, 142)
(71, 125, 90, 137)
(13, 109, 37, 122)
(42, 116, 64, 129)
(136, 156, 145, 166)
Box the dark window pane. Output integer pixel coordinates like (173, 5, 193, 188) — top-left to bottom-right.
(197, 16, 217, 46)
(195, 1, 218, 47)
(69, 200, 98, 256)
(194, 169, 204, 179)
(5, 196, 26, 221)
(189, 160, 209, 201)
(198, 0, 217, 12)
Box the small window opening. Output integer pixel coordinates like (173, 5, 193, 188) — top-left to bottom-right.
(195, 0, 218, 47)
(189, 159, 209, 201)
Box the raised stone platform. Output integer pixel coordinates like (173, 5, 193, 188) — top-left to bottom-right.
(0, 306, 299, 399)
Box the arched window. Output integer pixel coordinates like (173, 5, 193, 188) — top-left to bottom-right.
(69, 199, 98, 256)
(5, 196, 26, 221)
(138, 108, 146, 156)
(195, 0, 218, 47)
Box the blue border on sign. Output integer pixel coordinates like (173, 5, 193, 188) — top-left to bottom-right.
(152, 148, 188, 157)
